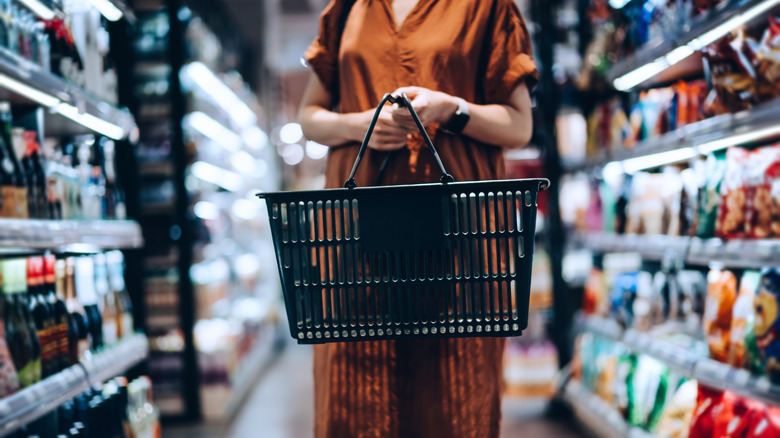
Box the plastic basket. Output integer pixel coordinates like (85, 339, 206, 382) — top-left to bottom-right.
(258, 93, 549, 344)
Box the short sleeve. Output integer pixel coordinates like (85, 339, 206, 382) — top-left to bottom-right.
(304, 0, 347, 95)
(483, 0, 539, 102)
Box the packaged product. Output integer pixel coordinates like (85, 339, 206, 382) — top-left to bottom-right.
(696, 152, 727, 238)
(616, 175, 632, 234)
(583, 267, 605, 315)
(703, 30, 758, 113)
(715, 147, 749, 239)
(594, 355, 617, 405)
(677, 167, 699, 237)
(614, 352, 637, 419)
(679, 270, 708, 337)
(744, 145, 780, 239)
(687, 385, 724, 438)
(754, 268, 780, 382)
(729, 271, 761, 368)
(755, 17, 780, 103)
(661, 167, 684, 237)
(585, 180, 604, 232)
(629, 356, 669, 430)
(704, 268, 738, 362)
(600, 179, 618, 233)
(711, 391, 761, 438)
(629, 101, 645, 143)
(631, 271, 659, 331)
(744, 405, 780, 438)
(655, 379, 698, 438)
(608, 99, 632, 151)
(611, 272, 639, 328)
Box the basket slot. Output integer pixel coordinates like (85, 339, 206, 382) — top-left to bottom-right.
(514, 191, 524, 232)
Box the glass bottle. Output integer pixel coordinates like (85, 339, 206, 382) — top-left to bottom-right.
(94, 253, 117, 346)
(44, 142, 64, 220)
(0, 104, 27, 218)
(16, 259, 40, 383)
(22, 131, 48, 219)
(75, 256, 102, 351)
(107, 251, 132, 337)
(4, 260, 35, 387)
(0, 102, 16, 217)
(64, 258, 88, 362)
(101, 138, 125, 219)
(27, 256, 54, 378)
(0, 259, 19, 396)
(45, 255, 70, 371)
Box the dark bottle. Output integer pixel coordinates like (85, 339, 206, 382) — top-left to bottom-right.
(107, 251, 133, 338)
(64, 258, 88, 363)
(17, 259, 41, 383)
(22, 131, 48, 219)
(0, 102, 16, 218)
(27, 256, 55, 378)
(46, 255, 70, 371)
(0, 104, 28, 218)
(101, 139, 125, 220)
(3, 259, 36, 387)
(0, 261, 19, 396)
(75, 256, 102, 351)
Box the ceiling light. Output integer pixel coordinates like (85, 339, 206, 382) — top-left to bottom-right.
(191, 161, 243, 191)
(279, 123, 304, 144)
(180, 62, 256, 127)
(17, 0, 56, 19)
(194, 201, 219, 220)
(55, 103, 125, 140)
(87, 0, 123, 21)
(185, 111, 241, 151)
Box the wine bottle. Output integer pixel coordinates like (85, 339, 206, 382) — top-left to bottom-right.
(45, 255, 70, 371)
(64, 258, 88, 362)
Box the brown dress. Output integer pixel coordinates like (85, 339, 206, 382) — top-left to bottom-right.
(304, 1, 538, 437)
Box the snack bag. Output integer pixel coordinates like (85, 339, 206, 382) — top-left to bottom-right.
(744, 145, 780, 238)
(679, 270, 708, 337)
(729, 271, 761, 368)
(716, 147, 749, 239)
(629, 356, 668, 430)
(704, 268, 738, 362)
(583, 267, 605, 315)
(745, 405, 780, 438)
(696, 152, 727, 238)
(611, 272, 639, 328)
(711, 392, 761, 438)
(655, 379, 698, 438)
(754, 268, 780, 382)
(688, 385, 724, 438)
(703, 30, 758, 113)
(755, 17, 780, 103)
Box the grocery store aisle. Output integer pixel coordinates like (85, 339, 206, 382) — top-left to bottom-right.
(165, 342, 585, 438)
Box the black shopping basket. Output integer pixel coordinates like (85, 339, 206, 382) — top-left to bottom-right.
(258, 93, 549, 344)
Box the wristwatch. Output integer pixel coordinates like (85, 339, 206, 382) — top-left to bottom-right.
(442, 97, 470, 134)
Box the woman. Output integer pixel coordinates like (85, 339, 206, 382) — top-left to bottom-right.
(298, 0, 538, 437)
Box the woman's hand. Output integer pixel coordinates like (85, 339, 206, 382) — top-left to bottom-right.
(353, 105, 411, 151)
(390, 86, 458, 129)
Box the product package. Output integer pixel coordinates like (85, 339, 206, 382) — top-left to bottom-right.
(729, 271, 761, 368)
(755, 17, 780, 103)
(754, 268, 780, 382)
(696, 152, 727, 238)
(611, 272, 640, 328)
(744, 405, 780, 438)
(655, 379, 698, 438)
(704, 268, 738, 362)
(711, 391, 761, 438)
(679, 270, 709, 337)
(632, 272, 660, 332)
(687, 385, 724, 438)
(744, 145, 780, 239)
(716, 147, 750, 239)
(629, 356, 669, 430)
(703, 30, 758, 113)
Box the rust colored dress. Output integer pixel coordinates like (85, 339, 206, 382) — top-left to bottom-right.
(304, 1, 538, 437)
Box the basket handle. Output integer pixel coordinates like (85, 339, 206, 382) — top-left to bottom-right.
(344, 92, 455, 189)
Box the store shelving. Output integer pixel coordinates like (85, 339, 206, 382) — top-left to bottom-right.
(0, 334, 149, 437)
(571, 231, 780, 269)
(0, 46, 137, 140)
(563, 379, 654, 438)
(579, 314, 780, 406)
(563, 98, 780, 173)
(0, 219, 143, 250)
(607, 0, 780, 91)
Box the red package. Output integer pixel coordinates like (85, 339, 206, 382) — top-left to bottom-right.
(744, 145, 780, 238)
(712, 392, 763, 438)
(704, 31, 758, 113)
(716, 147, 750, 239)
(688, 386, 724, 438)
(745, 405, 780, 438)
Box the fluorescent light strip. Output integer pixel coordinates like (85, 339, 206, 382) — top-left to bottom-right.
(697, 125, 780, 154)
(621, 147, 698, 173)
(180, 62, 257, 128)
(0, 73, 60, 107)
(55, 103, 125, 140)
(17, 0, 56, 19)
(613, 0, 780, 91)
(191, 161, 242, 192)
(185, 111, 242, 151)
(87, 0, 123, 21)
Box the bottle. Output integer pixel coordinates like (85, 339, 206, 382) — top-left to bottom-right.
(101, 139, 125, 220)
(17, 259, 41, 383)
(27, 256, 55, 378)
(22, 131, 48, 219)
(4, 260, 36, 387)
(44, 143, 64, 220)
(45, 255, 70, 371)
(64, 258, 88, 362)
(77, 137, 100, 220)
(0, 102, 16, 217)
(94, 254, 117, 346)
(0, 104, 27, 218)
(89, 139, 106, 219)
(0, 260, 19, 396)
(75, 256, 102, 351)
(107, 251, 132, 338)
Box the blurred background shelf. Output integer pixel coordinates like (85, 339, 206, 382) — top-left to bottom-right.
(0, 219, 143, 250)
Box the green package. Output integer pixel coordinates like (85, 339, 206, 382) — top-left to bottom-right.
(696, 151, 727, 238)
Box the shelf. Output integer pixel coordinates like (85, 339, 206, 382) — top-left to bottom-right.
(0, 46, 137, 141)
(0, 219, 143, 250)
(0, 334, 149, 437)
(563, 99, 780, 173)
(607, 0, 780, 91)
(580, 314, 780, 406)
(564, 380, 644, 438)
(572, 231, 780, 269)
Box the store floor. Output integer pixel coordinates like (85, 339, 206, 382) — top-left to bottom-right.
(163, 343, 585, 438)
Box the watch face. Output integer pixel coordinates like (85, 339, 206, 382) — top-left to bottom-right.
(446, 111, 470, 134)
